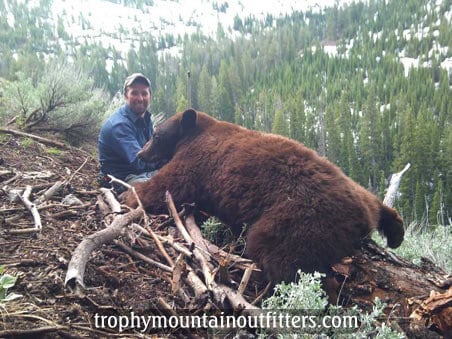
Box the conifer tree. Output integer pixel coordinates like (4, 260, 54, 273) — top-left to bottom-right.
(430, 177, 445, 226)
(198, 64, 211, 112)
(272, 105, 289, 137)
(218, 60, 234, 122)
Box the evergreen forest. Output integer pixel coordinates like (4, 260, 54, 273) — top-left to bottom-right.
(0, 0, 451, 226)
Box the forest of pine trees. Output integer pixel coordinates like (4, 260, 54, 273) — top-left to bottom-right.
(0, 0, 451, 226)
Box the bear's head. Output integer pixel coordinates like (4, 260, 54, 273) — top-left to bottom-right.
(138, 109, 197, 163)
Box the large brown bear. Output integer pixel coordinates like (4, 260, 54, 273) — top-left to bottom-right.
(122, 109, 404, 283)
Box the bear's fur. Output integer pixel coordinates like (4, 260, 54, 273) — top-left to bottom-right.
(122, 109, 404, 282)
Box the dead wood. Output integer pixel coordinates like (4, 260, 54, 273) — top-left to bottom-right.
(166, 191, 215, 289)
(0, 325, 69, 338)
(114, 239, 173, 273)
(411, 287, 452, 337)
(99, 187, 122, 213)
(17, 185, 42, 231)
(0, 127, 68, 149)
(316, 165, 452, 336)
(64, 207, 144, 289)
(325, 240, 451, 337)
(238, 263, 256, 295)
(35, 180, 65, 204)
(383, 163, 411, 207)
(220, 283, 260, 313)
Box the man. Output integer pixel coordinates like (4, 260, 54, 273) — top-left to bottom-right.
(98, 73, 162, 190)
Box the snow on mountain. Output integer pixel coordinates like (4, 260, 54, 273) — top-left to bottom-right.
(14, 0, 352, 57)
(6, 0, 450, 77)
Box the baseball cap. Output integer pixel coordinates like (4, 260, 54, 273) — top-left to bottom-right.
(123, 73, 151, 93)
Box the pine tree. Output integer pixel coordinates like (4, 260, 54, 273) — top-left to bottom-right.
(359, 87, 380, 189)
(234, 104, 244, 126)
(378, 170, 387, 201)
(393, 102, 417, 223)
(210, 76, 221, 120)
(218, 60, 234, 122)
(175, 78, 188, 112)
(287, 94, 305, 143)
(272, 104, 289, 137)
(198, 64, 211, 112)
(430, 177, 445, 226)
(414, 180, 427, 225)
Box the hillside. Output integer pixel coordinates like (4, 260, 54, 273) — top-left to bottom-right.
(1, 132, 451, 338)
(1, 0, 451, 225)
(0, 132, 178, 337)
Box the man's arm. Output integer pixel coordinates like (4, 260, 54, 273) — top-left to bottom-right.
(110, 123, 156, 172)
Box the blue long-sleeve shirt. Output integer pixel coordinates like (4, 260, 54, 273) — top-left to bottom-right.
(98, 104, 158, 180)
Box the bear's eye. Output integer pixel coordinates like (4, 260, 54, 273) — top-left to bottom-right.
(153, 134, 161, 145)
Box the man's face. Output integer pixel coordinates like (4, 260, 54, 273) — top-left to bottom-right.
(124, 82, 151, 116)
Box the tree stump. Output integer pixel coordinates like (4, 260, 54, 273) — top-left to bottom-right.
(325, 240, 451, 337)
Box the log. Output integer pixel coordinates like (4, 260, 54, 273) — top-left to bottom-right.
(64, 208, 143, 289)
(0, 127, 68, 149)
(18, 185, 42, 231)
(326, 241, 451, 337)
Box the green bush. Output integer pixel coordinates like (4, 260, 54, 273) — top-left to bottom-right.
(373, 223, 451, 273)
(201, 216, 235, 247)
(261, 271, 404, 338)
(1, 62, 109, 146)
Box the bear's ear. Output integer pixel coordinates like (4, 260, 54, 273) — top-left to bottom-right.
(180, 109, 197, 134)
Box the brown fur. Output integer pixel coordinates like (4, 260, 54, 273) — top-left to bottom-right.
(122, 109, 404, 282)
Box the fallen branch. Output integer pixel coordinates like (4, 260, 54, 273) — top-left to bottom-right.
(131, 224, 177, 267)
(18, 185, 42, 231)
(0, 325, 68, 338)
(64, 207, 143, 289)
(238, 263, 256, 295)
(1, 172, 22, 186)
(220, 284, 260, 313)
(36, 181, 65, 204)
(172, 254, 185, 294)
(66, 156, 90, 184)
(0, 169, 13, 177)
(165, 191, 192, 246)
(108, 174, 148, 225)
(185, 266, 209, 298)
(166, 191, 215, 289)
(0, 127, 68, 149)
(99, 188, 122, 213)
(132, 224, 193, 258)
(114, 240, 173, 273)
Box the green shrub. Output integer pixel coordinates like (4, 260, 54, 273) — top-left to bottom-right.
(2, 62, 108, 146)
(201, 216, 235, 247)
(260, 270, 404, 338)
(373, 222, 451, 273)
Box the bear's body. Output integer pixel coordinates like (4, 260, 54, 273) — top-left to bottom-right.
(123, 109, 404, 282)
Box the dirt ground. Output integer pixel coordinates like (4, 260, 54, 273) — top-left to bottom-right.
(0, 133, 205, 338)
(1, 132, 450, 339)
